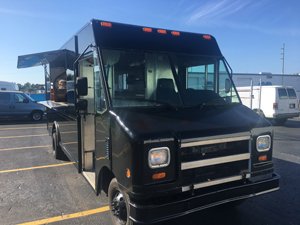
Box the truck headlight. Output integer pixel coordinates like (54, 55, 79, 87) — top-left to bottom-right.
(256, 135, 271, 152)
(148, 147, 170, 168)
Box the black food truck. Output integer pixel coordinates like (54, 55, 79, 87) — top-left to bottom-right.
(18, 19, 279, 225)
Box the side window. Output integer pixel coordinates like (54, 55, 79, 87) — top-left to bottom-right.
(287, 88, 297, 99)
(218, 60, 239, 103)
(0, 92, 10, 103)
(15, 93, 27, 103)
(187, 64, 215, 90)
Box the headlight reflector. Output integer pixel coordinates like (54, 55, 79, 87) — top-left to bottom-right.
(148, 147, 170, 168)
(256, 135, 271, 152)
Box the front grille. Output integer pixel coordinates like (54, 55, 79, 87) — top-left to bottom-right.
(181, 140, 249, 162)
(180, 132, 251, 191)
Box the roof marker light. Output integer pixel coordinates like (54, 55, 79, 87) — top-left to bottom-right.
(100, 21, 112, 27)
(203, 34, 212, 40)
(143, 27, 152, 33)
(171, 31, 180, 36)
(157, 29, 167, 34)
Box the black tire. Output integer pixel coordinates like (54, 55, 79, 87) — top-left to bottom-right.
(108, 178, 131, 225)
(52, 131, 69, 161)
(31, 111, 43, 121)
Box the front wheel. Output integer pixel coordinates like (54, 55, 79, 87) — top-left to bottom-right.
(51, 131, 69, 161)
(52, 132, 58, 157)
(31, 111, 43, 121)
(108, 178, 130, 225)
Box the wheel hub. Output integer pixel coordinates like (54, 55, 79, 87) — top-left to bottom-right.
(111, 191, 127, 222)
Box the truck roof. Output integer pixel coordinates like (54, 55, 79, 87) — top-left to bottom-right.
(92, 19, 222, 56)
(18, 19, 223, 70)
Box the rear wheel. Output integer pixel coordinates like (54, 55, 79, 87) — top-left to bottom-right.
(52, 132, 58, 157)
(31, 111, 43, 121)
(108, 178, 130, 225)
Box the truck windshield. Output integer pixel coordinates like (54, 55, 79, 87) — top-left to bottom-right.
(102, 49, 240, 108)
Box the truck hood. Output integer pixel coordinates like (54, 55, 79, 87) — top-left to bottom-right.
(110, 103, 271, 140)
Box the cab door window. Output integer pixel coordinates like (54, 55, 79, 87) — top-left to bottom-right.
(186, 64, 215, 90)
(94, 50, 107, 113)
(218, 60, 239, 103)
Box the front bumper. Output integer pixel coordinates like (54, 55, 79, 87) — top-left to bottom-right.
(129, 173, 279, 224)
(273, 112, 300, 119)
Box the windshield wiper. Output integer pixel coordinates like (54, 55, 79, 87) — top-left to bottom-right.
(184, 99, 237, 109)
(140, 99, 179, 110)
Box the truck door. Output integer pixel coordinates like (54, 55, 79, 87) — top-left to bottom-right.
(286, 87, 298, 114)
(78, 52, 96, 188)
(277, 88, 289, 114)
(0, 92, 11, 116)
(13, 93, 33, 115)
(78, 49, 109, 190)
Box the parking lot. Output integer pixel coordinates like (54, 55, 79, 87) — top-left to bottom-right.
(0, 119, 300, 225)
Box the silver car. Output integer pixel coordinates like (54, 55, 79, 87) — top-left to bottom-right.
(0, 91, 45, 121)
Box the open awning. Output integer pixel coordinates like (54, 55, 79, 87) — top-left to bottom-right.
(17, 49, 77, 69)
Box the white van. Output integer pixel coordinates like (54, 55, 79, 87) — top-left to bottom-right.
(237, 85, 300, 124)
(0, 81, 19, 91)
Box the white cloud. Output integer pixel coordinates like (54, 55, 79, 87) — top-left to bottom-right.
(186, 0, 252, 24)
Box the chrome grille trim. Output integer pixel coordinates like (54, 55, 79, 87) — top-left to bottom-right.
(181, 153, 250, 170)
(181, 132, 251, 148)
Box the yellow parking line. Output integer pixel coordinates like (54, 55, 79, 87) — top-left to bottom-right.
(0, 126, 46, 131)
(0, 124, 76, 131)
(0, 145, 51, 152)
(17, 206, 110, 225)
(0, 134, 49, 139)
(64, 142, 77, 145)
(0, 162, 75, 174)
(60, 131, 77, 134)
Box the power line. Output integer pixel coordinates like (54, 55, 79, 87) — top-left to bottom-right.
(280, 43, 285, 75)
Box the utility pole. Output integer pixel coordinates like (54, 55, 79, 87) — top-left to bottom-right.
(281, 43, 285, 75)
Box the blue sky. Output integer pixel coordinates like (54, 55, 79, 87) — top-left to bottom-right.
(0, 0, 299, 84)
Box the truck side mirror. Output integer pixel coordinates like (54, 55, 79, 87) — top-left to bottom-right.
(225, 78, 232, 93)
(77, 77, 88, 96)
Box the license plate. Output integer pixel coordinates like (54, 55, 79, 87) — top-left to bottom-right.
(290, 104, 295, 109)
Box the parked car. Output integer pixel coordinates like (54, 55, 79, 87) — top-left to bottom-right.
(0, 91, 45, 121)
